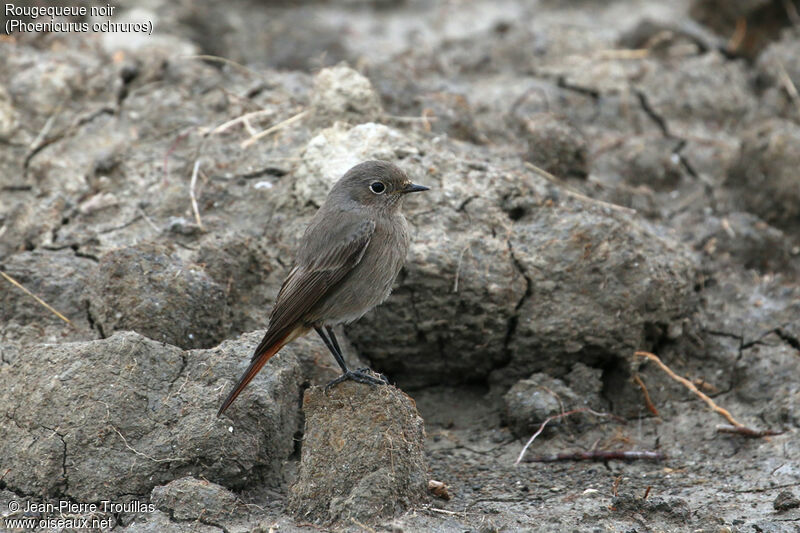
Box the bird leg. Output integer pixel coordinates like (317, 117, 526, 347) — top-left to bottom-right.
(325, 325, 343, 359)
(315, 326, 348, 373)
(315, 326, 388, 388)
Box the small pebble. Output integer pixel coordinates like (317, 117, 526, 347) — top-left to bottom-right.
(773, 490, 800, 512)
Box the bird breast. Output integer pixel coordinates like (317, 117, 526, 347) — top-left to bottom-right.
(315, 213, 410, 326)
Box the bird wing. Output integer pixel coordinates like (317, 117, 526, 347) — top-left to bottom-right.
(218, 215, 375, 416)
(261, 215, 376, 351)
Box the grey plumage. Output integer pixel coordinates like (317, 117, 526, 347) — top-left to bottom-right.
(218, 160, 428, 415)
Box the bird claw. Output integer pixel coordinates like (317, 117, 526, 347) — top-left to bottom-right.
(356, 368, 389, 384)
(325, 368, 388, 390)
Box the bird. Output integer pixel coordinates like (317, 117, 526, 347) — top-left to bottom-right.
(218, 160, 429, 416)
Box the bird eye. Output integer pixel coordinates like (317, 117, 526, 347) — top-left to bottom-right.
(369, 181, 386, 194)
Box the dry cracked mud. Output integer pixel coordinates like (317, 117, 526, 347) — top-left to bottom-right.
(1, 0, 799, 532)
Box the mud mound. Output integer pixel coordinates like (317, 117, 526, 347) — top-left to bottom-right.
(87, 242, 230, 349)
(289, 382, 427, 524)
(0, 331, 302, 501)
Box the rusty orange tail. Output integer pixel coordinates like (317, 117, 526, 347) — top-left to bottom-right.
(217, 328, 298, 416)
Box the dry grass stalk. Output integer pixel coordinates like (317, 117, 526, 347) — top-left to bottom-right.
(241, 110, 307, 149)
(0, 271, 72, 326)
(776, 61, 800, 117)
(523, 161, 637, 215)
(190, 158, 205, 230)
(514, 407, 621, 465)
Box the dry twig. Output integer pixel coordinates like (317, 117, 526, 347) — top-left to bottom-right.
(716, 425, 785, 438)
(514, 407, 623, 465)
(776, 61, 800, 116)
(612, 475, 622, 497)
(182, 54, 261, 78)
(190, 158, 205, 230)
(633, 374, 660, 417)
(523, 161, 636, 215)
(635, 352, 782, 439)
(241, 110, 307, 149)
(30, 104, 62, 151)
(137, 206, 160, 233)
(527, 450, 665, 463)
(385, 114, 439, 123)
(634, 351, 745, 427)
(596, 49, 649, 60)
(727, 17, 747, 53)
(452, 244, 471, 293)
(212, 109, 275, 135)
(0, 271, 72, 325)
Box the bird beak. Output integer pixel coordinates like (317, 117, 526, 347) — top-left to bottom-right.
(400, 183, 430, 194)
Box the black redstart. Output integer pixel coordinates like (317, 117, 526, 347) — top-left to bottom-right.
(218, 160, 428, 415)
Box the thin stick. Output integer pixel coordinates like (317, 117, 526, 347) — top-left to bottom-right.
(0, 271, 72, 325)
(596, 49, 649, 60)
(212, 109, 275, 135)
(527, 450, 665, 463)
(634, 351, 744, 427)
(137, 207, 160, 233)
(716, 425, 784, 438)
(514, 407, 621, 465)
(242, 117, 258, 137)
(777, 61, 800, 117)
(633, 374, 660, 417)
(241, 110, 307, 149)
(452, 244, 469, 293)
(523, 161, 637, 215)
(385, 114, 440, 122)
(612, 475, 622, 497)
(190, 158, 205, 230)
(426, 507, 461, 516)
(727, 17, 747, 53)
(181, 54, 261, 78)
(30, 107, 60, 150)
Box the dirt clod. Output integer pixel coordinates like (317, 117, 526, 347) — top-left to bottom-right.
(151, 476, 240, 521)
(87, 242, 230, 349)
(773, 490, 800, 511)
(727, 119, 800, 232)
(503, 373, 580, 437)
(289, 381, 427, 524)
(521, 113, 588, 179)
(310, 63, 383, 127)
(0, 330, 303, 501)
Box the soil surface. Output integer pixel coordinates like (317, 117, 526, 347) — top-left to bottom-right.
(1, 0, 799, 532)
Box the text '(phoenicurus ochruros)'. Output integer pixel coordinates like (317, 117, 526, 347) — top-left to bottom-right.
(218, 160, 429, 415)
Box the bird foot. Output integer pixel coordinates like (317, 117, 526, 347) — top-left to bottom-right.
(325, 368, 388, 390)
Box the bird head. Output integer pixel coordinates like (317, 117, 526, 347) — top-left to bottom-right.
(333, 160, 429, 212)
